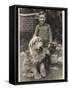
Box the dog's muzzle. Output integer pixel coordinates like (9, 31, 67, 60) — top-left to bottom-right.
(35, 46, 43, 53)
(39, 46, 43, 51)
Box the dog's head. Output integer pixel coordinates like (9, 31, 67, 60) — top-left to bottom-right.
(29, 36, 43, 54)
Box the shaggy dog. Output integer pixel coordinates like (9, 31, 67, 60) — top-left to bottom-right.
(29, 36, 50, 79)
(21, 37, 62, 80)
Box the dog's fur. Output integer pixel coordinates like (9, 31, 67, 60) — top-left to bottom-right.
(21, 36, 62, 79)
(29, 36, 50, 79)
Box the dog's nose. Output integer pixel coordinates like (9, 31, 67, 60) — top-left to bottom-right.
(39, 46, 42, 49)
(39, 46, 43, 51)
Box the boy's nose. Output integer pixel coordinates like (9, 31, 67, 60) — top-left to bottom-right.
(41, 18, 45, 21)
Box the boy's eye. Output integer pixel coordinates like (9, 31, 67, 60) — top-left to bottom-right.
(39, 15, 46, 19)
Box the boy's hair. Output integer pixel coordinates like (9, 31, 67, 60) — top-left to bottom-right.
(38, 11, 46, 17)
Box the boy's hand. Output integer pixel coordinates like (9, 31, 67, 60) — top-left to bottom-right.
(48, 43, 52, 48)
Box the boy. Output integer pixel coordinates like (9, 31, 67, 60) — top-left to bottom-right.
(33, 11, 52, 47)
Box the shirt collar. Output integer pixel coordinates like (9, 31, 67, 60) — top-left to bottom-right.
(39, 23, 47, 26)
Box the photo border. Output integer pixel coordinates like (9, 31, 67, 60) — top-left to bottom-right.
(11, 5, 68, 85)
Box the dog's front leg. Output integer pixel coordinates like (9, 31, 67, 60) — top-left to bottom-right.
(32, 66, 41, 80)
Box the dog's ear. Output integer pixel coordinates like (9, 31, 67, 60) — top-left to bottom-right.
(29, 39, 35, 48)
(29, 41, 32, 48)
(29, 37, 37, 48)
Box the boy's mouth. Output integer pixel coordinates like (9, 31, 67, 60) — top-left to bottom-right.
(40, 21, 45, 25)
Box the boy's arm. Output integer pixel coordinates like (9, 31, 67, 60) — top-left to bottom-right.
(33, 25, 39, 37)
(48, 24, 52, 43)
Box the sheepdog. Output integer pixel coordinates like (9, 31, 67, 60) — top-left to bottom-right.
(21, 36, 62, 80)
(28, 36, 50, 79)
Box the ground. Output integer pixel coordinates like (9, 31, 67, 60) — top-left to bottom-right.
(19, 52, 63, 82)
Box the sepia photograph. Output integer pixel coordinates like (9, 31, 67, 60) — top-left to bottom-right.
(17, 7, 66, 82)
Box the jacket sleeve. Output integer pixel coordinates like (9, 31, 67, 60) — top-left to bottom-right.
(48, 24, 52, 43)
(33, 25, 39, 37)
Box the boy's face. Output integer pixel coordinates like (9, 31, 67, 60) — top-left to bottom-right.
(39, 14, 46, 25)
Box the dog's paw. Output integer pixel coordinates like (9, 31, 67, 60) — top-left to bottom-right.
(34, 74, 41, 80)
(23, 72, 34, 78)
(32, 67, 41, 79)
(41, 71, 47, 77)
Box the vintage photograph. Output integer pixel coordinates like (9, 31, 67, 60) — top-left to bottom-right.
(18, 7, 65, 82)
